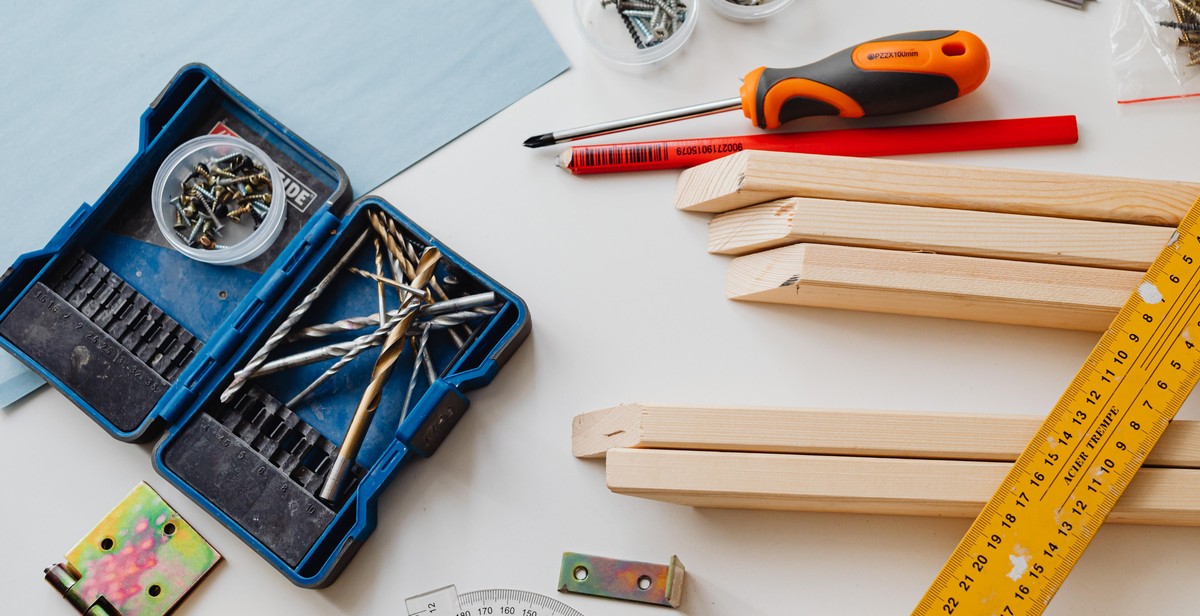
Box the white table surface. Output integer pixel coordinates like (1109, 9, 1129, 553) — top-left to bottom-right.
(6, 1, 1200, 614)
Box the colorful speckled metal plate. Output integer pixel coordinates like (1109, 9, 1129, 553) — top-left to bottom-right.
(558, 552, 685, 608)
(44, 482, 220, 616)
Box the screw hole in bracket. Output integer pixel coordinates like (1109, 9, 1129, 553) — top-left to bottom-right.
(99, 537, 114, 551)
(148, 584, 162, 597)
(573, 566, 589, 581)
(163, 522, 176, 536)
(637, 575, 652, 591)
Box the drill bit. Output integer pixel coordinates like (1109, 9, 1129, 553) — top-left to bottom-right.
(220, 230, 370, 403)
(349, 267, 432, 300)
(286, 291, 497, 341)
(393, 223, 467, 347)
(408, 307, 499, 332)
(288, 245, 439, 406)
(373, 239, 386, 326)
(370, 210, 419, 312)
(370, 211, 413, 278)
(255, 303, 423, 377)
(419, 335, 438, 383)
(319, 248, 442, 503)
(270, 298, 493, 383)
(400, 329, 432, 422)
(286, 218, 432, 406)
(286, 308, 406, 405)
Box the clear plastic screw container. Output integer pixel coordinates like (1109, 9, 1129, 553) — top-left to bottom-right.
(705, 0, 794, 23)
(152, 135, 286, 266)
(573, 0, 699, 71)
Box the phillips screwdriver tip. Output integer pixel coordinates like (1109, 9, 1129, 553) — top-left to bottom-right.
(523, 133, 557, 148)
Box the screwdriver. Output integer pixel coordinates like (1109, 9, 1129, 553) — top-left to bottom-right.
(523, 30, 989, 148)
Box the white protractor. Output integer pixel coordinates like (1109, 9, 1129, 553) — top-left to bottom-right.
(406, 585, 585, 616)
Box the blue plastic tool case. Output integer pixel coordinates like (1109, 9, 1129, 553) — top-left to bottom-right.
(0, 65, 530, 587)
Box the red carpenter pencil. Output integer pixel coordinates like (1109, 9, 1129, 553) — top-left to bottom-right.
(556, 115, 1078, 175)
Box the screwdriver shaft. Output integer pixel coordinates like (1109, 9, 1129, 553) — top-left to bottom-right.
(524, 97, 741, 148)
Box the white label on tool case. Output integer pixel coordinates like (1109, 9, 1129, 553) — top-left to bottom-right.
(279, 167, 317, 213)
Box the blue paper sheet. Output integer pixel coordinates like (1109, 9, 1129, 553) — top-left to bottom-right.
(0, 1, 568, 407)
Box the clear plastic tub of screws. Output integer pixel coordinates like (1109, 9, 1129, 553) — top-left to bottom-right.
(573, 0, 698, 70)
(705, 0, 793, 22)
(152, 135, 286, 266)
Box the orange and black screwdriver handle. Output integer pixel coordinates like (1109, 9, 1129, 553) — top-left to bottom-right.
(740, 30, 989, 130)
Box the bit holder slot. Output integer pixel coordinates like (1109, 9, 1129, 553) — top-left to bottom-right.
(0, 249, 204, 434)
(204, 385, 363, 498)
(49, 250, 204, 383)
(165, 385, 364, 568)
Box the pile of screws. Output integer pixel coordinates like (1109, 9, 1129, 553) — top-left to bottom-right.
(602, 0, 688, 49)
(170, 152, 273, 250)
(1162, 0, 1200, 66)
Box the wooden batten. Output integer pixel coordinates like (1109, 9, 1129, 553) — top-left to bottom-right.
(707, 197, 1169, 271)
(725, 243, 1140, 331)
(606, 448, 1200, 527)
(572, 403, 1200, 468)
(676, 150, 1200, 222)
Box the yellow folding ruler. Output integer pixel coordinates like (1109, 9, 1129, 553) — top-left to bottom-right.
(914, 198, 1200, 616)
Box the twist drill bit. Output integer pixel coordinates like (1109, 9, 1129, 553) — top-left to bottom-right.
(385, 239, 406, 305)
(419, 335, 438, 383)
(349, 267, 432, 300)
(219, 230, 371, 403)
(258, 304, 498, 377)
(400, 329, 432, 422)
(286, 292, 497, 341)
(272, 298, 492, 384)
(370, 211, 416, 310)
(254, 303, 422, 377)
(409, 307, 500, 332)
(287, 246, 440, 406)
(374, 239, 386, 326)
(392, 222, 467, 347)
(286, 306, 407, 406)
(370, 211, 413, 278)
(319, 248, 442, 503)
(394, 219, 448, 301)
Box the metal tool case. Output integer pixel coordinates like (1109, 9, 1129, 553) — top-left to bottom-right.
(0, 65, 530, 587)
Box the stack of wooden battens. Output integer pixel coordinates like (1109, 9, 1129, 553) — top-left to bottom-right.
(575, 404, 1200, 525)
(677, 151, 1200, 330)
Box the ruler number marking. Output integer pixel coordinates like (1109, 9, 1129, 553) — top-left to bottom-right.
(1139, 262, 1200, 371)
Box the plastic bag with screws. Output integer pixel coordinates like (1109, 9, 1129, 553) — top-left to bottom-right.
(1112, 0, 1200, 103)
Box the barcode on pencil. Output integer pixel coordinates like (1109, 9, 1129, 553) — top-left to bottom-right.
(579, 144, 669, 167)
